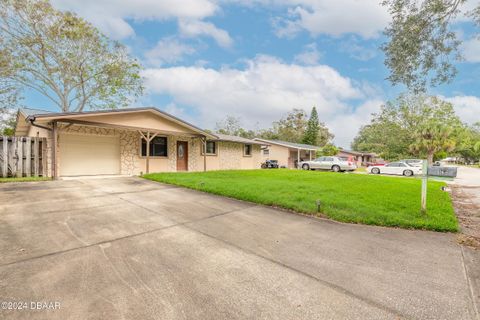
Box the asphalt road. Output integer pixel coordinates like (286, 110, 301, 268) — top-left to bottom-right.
(0, 176, 477, 319)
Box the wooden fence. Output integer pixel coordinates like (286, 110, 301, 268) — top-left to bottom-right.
(0, 136, 47, 178)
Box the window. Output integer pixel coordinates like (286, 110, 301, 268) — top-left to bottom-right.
(202, 141, 217, 155)
(387, 162, 400, 167)
(263, 148, 269, 156)
(325, 157, 334, 161)
(141, 136, 168, 157)
(244, 144, 252, 156)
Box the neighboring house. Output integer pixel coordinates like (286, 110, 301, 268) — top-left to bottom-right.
(337, 149, 377, 167)
(253, 138, 318, 169)
(14, 108, 264, 178)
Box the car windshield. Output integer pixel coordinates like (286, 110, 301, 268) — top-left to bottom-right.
(339, 157, 348, 161)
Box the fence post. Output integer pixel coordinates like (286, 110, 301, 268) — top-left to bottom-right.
(25, 137, 31, 176)
(41, 138, 47, 177)
(10, 137, 16, 177)
(16, 137, 23, 177)
(33, 137, 39, 177)
(1, 137, 7, 177)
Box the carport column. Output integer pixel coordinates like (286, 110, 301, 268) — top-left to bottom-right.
(201, 137, 207, 172)
(139, 131, 158, 174)
(52, 121, 58, 180)
(146, 131, 150, 174)
(297, 148, 300, 169)
(309, 150, 312, 161)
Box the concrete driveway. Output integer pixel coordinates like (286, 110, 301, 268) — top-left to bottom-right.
(0, 177, 477, 320)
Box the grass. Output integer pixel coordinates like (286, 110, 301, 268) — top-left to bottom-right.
(143, 169, 458, 232)
(0, 176, 51, 183)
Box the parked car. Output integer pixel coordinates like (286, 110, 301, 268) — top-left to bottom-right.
(366, 161, 385, 167)
(299, 156, 357, 172)
(399, 159, 423, 167)
(261, 159, 279, 169)
(369, 161, 422, 176)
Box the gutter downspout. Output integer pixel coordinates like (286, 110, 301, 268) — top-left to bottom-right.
(28, 117, 52, 132)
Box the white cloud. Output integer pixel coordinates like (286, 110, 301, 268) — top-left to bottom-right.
(328, 99, 383, 148)
(178, 20, 233, 48)
(444, 95, 480, 125)
(294, 43, 321, 65)
(461, 38, 480, 63)
(145, 38, 196, 66)
(51, 0, 219, 39)
(142, 55, 381, 147)
(52, 0, 391, 42)
(272, 0, 390, 39)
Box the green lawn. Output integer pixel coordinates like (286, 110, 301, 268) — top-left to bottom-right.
(143, 170, 458, 232)
(0, 176, 51, 183)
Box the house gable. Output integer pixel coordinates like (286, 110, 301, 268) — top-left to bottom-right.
(71, 111, 197, 135)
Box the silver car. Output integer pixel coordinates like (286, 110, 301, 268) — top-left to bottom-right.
(299, 156, 357, 172)
(399, 159, 423, 167)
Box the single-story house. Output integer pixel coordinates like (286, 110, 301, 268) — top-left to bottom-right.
(253, 138, 318, 168)
(14, 107, 264, 178)
(337, 149, 377, 167)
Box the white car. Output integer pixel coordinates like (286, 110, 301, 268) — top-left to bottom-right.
(299, 156, 357, 172)
(399, 159, 423, 167)
(369, 161, 422, 177)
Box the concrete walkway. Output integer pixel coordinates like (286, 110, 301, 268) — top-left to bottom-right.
(0, 177, 477, 319)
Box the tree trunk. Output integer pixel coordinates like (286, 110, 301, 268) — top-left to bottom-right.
(427, 152, 434, 165)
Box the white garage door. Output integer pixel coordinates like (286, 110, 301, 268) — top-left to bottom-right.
(59, 134, 121, 176)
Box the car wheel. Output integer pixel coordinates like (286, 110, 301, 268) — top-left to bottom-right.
(302, 164, 310, 170)
(332, 165, 340, 172)
(371, 167, 380, 174)
(403, 170, 413, 177)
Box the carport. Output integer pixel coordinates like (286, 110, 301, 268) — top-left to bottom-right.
(254, 138, 318, 168)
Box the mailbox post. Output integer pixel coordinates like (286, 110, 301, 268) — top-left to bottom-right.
(421, 160, 428, 213)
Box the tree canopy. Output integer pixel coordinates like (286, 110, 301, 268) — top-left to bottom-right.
(0, 106, 16, 135)
(259, 108, 333, 146)
(352, 94, 464, 163)
(382, 0, 479, 92)
(215, 116, 257, 139)
(215, 108, 333, 147)
(302, 107, 320, 145)
(0, 0, 144, 112)
(455, 122, 480, 164)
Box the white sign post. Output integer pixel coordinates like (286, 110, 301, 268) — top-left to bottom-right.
(421, 159, 428, 213)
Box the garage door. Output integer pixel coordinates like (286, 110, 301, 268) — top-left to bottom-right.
(59, 134, 121, 176)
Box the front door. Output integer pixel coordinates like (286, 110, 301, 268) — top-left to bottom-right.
(176, 141, 188, 171)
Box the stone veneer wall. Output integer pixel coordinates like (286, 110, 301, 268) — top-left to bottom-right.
(120, 131, 140, 175)
(218, 142, 243, 170)
(45, 124, 261, 176)
(164, 135, 200, 172)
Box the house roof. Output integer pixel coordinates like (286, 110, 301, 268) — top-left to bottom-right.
(214, 133, 265, 145)
(19, 107, 53, 117)
(338, 149, 376, 157)
(253, 138, 319, 151)
(21, 107, 217, 139)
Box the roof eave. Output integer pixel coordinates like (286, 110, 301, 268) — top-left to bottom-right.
(25, 108, 217, 139)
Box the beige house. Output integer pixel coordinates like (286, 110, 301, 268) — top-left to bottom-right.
(15, 108, 264, 178)
(337, 149, 377, 167)
(253, 138, 318, 169)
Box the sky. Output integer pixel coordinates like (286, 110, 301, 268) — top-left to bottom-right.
(24, 0, 480, 147)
